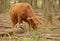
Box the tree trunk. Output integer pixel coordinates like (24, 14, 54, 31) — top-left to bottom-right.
(0, 0, 9, 13)
(42, 0, 53, 26)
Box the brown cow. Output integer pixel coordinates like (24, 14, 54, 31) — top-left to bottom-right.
(9, 3, 40, 31)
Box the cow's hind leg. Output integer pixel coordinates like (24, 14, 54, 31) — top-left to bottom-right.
(10, 14, 18, 28)
(10, 15, 18, 34)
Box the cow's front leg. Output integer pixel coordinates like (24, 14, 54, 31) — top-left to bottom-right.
(29, 24, 33, 31)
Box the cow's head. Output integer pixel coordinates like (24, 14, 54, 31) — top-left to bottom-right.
(27, 16, 40, 30)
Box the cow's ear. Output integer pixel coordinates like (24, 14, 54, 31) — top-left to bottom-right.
(27, 17, 33, 22)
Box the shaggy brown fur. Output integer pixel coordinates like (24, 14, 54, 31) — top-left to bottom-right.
(9, 3, 40, 31)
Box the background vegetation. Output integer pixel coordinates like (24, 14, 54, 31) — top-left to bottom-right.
(0, 0, 60, 41)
